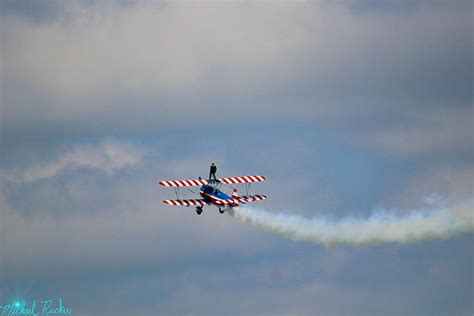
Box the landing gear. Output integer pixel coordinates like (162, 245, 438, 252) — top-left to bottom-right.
(219, 207, 225, 214)
(196, 206, 203, 215)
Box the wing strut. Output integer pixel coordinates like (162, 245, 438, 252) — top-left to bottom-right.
(174, 187, 183, 200)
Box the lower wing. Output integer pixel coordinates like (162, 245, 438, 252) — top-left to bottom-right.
(238, 195, 267, 204)
(163, 199, 205, 206)
(163, 195, 267, 206)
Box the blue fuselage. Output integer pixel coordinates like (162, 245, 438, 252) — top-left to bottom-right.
(199, 184, 232, 205)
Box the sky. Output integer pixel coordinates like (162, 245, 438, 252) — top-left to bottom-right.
(0, 1, 473, 315)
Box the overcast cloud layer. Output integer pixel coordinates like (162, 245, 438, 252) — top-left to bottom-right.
(1, 1, 472, 147)
(0, 1, 472, 315)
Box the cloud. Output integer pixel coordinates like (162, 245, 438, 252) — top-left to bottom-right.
(1, 136, 472, 315)
(0, 139, 145, 183)
(0, 141, 274, 282)
(1, 1, 471, 142)
(0, 0, 63, 23)
(388, 164, 474, 209)
(0, 185, 274, 284)
(348, 106, 473, 156)
(346, 0, 471, 15)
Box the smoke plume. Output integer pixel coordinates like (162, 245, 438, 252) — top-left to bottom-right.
(228, 201, 474, 247)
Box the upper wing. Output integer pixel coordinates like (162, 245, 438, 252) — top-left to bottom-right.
(159, 175, 266, 187)
(159, 179, 208, 187)
(238, 194, 267, 204)
(217, 175, 266, 185)
(163, 199, 205, 206)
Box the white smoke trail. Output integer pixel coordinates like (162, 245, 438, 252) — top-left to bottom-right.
(227, 201, 474, 247)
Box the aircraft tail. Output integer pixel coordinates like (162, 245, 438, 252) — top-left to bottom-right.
(232, 189, 240, 206)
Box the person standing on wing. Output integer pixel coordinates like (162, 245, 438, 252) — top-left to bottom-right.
(209, 162, 217, 182)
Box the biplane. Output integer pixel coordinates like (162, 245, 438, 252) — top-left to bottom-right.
(159, 175, 267, 215)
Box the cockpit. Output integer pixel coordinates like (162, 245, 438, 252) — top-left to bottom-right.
(203, 185, 220, 195)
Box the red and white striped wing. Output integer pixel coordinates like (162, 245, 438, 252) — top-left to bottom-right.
(238, 195, 267, 204)
(159, 179, 208, 187)
(217, 175, 266, 185)
(163, 199, 205, 206)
